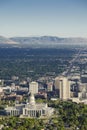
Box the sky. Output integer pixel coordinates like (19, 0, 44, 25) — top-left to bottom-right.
(0, 0, 87, 37)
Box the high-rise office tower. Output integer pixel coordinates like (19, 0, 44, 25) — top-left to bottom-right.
(29, 81, 38, 94)
(59, 76, 70, 100)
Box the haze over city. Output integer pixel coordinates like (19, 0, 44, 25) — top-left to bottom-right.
(0, 0, 87, 37)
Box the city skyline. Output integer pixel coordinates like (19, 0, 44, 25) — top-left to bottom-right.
(0, 0, 87, 37)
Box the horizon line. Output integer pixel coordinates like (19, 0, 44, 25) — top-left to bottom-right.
(0, 35, 87, 39)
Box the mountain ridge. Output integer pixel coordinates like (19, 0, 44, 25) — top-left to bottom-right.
(0, 36, 18, 44)
(10, 36, 87, 44)
(0, 35, 87, 48)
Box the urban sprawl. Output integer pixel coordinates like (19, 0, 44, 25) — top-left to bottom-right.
(0, 48, 87, 130)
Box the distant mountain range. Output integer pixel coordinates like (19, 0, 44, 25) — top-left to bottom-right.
(0, 36, 87, 48)
(0, 36, 18, 47)
(0, 36, 18, 44)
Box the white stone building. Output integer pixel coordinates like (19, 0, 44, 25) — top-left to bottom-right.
(5, 93, 54, 118)
(23, 93, 54, 117)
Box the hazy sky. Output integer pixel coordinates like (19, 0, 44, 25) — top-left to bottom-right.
(0, 0, 87, 37)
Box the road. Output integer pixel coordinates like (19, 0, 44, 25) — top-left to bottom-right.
(64, 48, 85, 76)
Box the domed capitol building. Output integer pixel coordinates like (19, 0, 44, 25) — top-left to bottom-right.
(5, 93, 54, 118)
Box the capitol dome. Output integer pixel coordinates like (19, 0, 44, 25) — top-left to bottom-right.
(29, 93, 35, 105)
